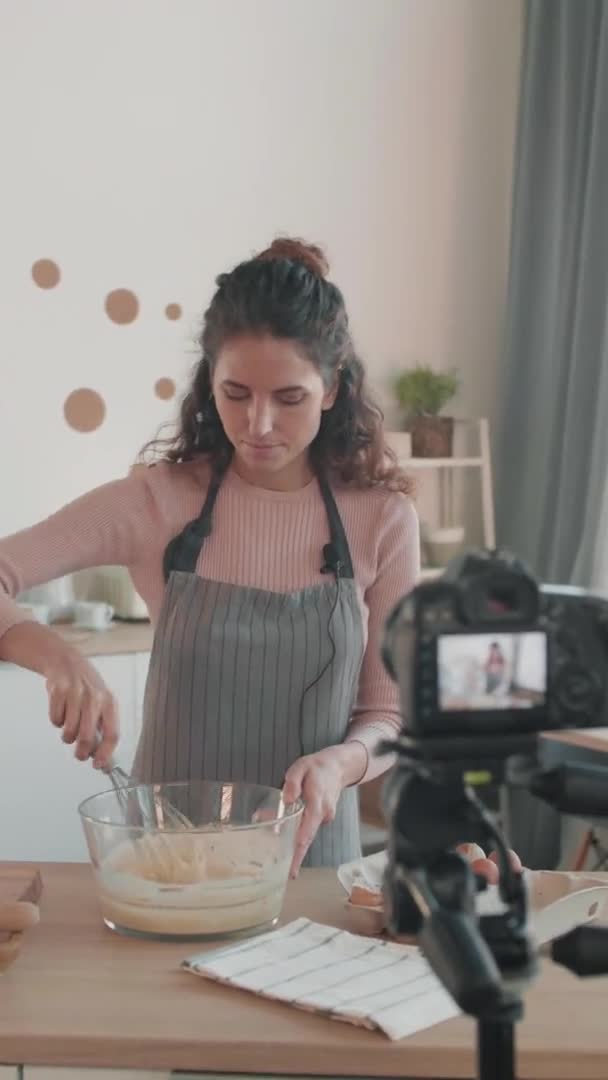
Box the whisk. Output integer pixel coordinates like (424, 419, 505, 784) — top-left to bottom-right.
(92, 737, 193, 830)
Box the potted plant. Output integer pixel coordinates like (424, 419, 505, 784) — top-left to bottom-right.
(394, 366, 459, 457)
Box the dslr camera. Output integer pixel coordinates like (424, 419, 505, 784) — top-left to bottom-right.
(382, 548, 608, 763)
(379, 552, 608, 1080)
(379, 550, 608, 1080)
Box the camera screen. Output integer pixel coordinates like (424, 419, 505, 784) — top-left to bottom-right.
(437, 631, 546, 712)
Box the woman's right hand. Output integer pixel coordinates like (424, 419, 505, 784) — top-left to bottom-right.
(0, 622, 120, 764)
(0, 621, 119, 767)
(46, 654, 119, 768)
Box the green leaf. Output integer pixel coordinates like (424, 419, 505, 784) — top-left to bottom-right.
(394, 366, 459, 416)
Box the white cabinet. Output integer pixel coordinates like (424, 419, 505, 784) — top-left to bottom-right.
(134, 651, 151, 731)
(0, 652, 150, 863)
(110, 650, 150, 774)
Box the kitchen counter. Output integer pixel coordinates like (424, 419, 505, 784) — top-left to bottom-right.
(1, 864, 607, 1079)
(53, 621, 154, 657)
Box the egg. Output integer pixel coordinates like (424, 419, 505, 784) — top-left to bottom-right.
(0, 901, 40, 933)
(457, 842, 487, 863)
(350, 884, 383, 907)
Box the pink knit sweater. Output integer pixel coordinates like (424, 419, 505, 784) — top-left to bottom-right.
(0, 460, 420, 780)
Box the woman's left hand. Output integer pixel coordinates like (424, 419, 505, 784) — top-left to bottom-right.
(283, 743, 367, 877)
(457, 842, 522, 884)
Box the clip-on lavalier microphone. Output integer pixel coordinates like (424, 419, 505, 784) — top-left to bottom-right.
(320, 543, 342, 577)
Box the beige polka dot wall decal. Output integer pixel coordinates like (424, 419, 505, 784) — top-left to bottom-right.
(155, 377, 176, 401)
(63, 388, 106, 432)
(105, 288, 139, 324)
(165, 303, 182, 321)
(32, 259, 61, 289)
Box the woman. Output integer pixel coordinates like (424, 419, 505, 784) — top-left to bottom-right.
(0, 238, 419, 873)
(484, 642, 507, 696)
(0, 237, 517, 881)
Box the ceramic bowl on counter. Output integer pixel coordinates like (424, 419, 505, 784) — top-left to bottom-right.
(79, 780, 303, 941)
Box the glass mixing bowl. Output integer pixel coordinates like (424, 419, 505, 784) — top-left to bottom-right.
(79, 780, 304, 941)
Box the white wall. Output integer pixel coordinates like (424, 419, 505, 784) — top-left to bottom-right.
(0, 0, 523, 535)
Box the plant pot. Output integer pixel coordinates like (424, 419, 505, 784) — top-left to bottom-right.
(425, 525, 465, 568)
(409, 416, 454, 458)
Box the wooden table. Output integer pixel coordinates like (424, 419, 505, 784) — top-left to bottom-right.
(0, 864, 607, 1080)
(54, 621, 154, 658)
(543, 728, 608, 755)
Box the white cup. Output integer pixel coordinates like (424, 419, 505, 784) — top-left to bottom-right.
(72, 601, 114, 631)
(18, 574, 75, 622)
(18, 602, 51, 625)
(425, 525, 466, 568)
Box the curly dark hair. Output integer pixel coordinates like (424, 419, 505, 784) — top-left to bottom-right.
(141, 237, 412, 495)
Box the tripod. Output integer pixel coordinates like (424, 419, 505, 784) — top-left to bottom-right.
(381, 752, 608, 1080)
(478, 1019, 516, 1080)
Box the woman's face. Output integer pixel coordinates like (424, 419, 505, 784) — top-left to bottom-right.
(213, 334, 336, 488)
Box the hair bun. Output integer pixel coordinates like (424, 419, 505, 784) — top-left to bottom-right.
(257, 236, 330, 279)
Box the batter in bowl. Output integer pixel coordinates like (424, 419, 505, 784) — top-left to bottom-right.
(95, 827, 291, 937)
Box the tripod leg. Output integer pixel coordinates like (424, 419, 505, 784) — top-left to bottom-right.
(477, 1019, 516, 1080)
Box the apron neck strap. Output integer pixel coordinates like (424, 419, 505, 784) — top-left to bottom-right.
(163, 465, 355, 582)
(316, 472, 354, 579)
(162, 469, 223, 582)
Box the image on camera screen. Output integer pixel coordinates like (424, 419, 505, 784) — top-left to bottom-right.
(437, 631, 546, 712)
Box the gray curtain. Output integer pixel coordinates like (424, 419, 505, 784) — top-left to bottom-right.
(496, 1, 608, 868)
(496, 0, 608, 587)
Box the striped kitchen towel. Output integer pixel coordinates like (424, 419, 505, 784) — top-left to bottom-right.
(182, 917, 459, 1040)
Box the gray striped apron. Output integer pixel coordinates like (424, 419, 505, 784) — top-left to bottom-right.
(132, 469, 365, 867)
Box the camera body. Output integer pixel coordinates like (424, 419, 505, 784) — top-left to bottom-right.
(382, 549, 608, 753)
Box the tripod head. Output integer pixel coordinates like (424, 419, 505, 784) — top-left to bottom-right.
(382, 757, 534, 1023)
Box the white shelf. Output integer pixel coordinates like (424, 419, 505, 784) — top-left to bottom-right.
(400, 456, 483, 469)
(419, 567, 444, 582)
(388, 419, 496, 551)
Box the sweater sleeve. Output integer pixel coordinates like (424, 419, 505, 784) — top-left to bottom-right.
(0, 470, 159, 640)
(345, 493, 420, 782)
